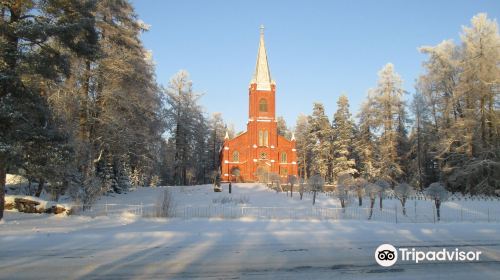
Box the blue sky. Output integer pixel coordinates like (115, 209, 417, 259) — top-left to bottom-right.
(131, 0, 499, 132)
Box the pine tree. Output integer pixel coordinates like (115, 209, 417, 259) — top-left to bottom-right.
(308, 103, 332, 180)
(294, 114, 312, 179)
(331, 95, 357, 182)
(368, 63, 406, 184)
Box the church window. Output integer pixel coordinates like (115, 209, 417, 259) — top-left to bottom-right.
(264, 130, 269, 146)
(280, 168, 288, 176)
(258, 130, 263, 146)
(280, 152, 287, 163)
(232, 151, 239, 162)
(259, 99, 268, 112)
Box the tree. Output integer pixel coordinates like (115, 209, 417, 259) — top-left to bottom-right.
(163, 70, 206, 185)
(336, 174, 354, 209)
(277, 116, 292, 139)
(287, 175, 298, 197)
(355, 101, 378, 181)
(308, 103, 332, 180)
(294, 114, 311, 179)
(394, 183, 414, 215)
(0, 0, 98, 219)
(365, 183, 381, 220)
(368, 63, 406, 184)
(425, 182, 450, 221)
(354, 178, 368, 206)
(308, 174, 324, 205)
(331, 95, 357, 181)
(375, 179, 391, 210)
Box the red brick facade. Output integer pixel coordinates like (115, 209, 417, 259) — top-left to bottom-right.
(220, 28, 297, 182)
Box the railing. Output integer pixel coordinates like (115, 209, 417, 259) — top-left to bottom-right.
(72, 203, 500, 223)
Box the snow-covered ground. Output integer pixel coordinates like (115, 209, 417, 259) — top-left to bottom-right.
(1, 183, 500, 279)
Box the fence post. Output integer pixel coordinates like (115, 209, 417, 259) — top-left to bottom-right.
(461, 208, 463, 222)
(105, 203, 108, 216)
(433, 204, 436, 224)
(140, 202, 143, 217)
(395, 205, 398, 224)
(487, 208, 490, 223)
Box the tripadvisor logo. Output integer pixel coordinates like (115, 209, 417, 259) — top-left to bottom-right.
(375, 244, 482, 267)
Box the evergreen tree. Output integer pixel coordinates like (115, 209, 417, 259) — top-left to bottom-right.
(308, 103, 332, 180)
(331, 95, 357, 182)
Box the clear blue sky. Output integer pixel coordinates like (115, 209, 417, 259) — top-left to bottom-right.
(131, 0, 499, 132)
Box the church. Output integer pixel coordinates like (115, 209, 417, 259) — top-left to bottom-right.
(220, 27, 297, 182)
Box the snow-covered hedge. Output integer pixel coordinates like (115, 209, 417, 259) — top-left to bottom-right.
(5, 195, 72, 215)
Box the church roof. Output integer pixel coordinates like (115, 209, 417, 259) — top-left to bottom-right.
(250, 25, 275, 90)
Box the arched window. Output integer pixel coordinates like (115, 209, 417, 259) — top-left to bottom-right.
(264, 130, 269, 146)
(258, 130, 263, 146)
(232, 151, 239, 162)
(280, 152, 287, 163)
(259, 99, 268, 112)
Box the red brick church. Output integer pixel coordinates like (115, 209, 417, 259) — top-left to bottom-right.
(220, 26, 297, 182)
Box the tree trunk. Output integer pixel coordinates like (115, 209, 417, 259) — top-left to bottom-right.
(312, 191, 316, 205)
(435, 199, 441, 221)
(35, 178, 45, 197)
(358, 195, 362, 206)
(290, 184, 293, 197)
(0, 159, 6, 221)
(369, 198, 375, 220)
(401, 197, 407, 216)
(379, 193, 383, 210)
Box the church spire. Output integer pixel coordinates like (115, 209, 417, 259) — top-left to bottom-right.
(251, 25, 275, 90)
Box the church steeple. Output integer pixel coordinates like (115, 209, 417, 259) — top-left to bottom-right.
(250, 25, 275, 90)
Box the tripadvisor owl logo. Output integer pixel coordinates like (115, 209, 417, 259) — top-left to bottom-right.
(375, 244, 398, 267)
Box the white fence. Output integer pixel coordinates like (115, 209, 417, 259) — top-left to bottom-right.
(72, 203, 500, 223)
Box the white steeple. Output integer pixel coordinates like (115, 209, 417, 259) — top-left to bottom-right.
(224, 131, 229, 140)
(250, 25, 275, 90)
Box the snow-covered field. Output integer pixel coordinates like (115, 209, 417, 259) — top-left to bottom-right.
(1, 183, 500, 279)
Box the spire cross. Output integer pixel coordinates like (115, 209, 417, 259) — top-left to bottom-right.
(260, 24, 265, 35)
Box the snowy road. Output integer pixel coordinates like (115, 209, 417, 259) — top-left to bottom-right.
(1, 213, 500, 279)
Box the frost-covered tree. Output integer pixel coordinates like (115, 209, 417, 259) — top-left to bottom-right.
(336, 174, 354, 209)
(425, 182, 450, 221)
(365, 183, 381, 220)
(294, 114, 312, 179)
(0, 0, 99, 219)
(331, 95, 358, 182)
(354, 101, 378, 181)
(308, 103, 332, 180)
(375, 180, 391, 210)
(277, 116, 292, 140)
(164, 70, 208, 185)
(418, 13, 500, 195)
(308, 174, 325, 205)
(287, 175, 298, 197)
(368, 63, 406, 184)
(394, 183, 415, 215)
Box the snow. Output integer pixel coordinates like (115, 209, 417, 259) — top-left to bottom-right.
(1, 183, 500, 279)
